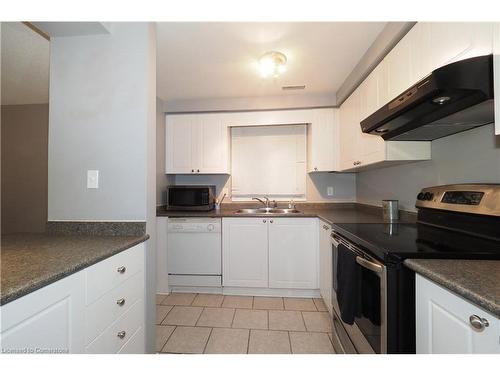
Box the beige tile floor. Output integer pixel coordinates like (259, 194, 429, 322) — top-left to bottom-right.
(156, 293, 335, 354)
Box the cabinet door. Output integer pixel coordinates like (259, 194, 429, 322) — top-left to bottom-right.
(222, 218, 268, 288)
(339, 90, 361, 170)
(0, 271, 85, 354)
(385, 34, 413, 101)
(165, 115, 195, 174)
(307, 108, 337, 172)
(268, 218, 318, 289)
(358, 71, 385, 166)
(416, 274, 500, 354)
(494, 23, 500, 135)
(195, 114, 229, 174)
(318, 221, 332, 314)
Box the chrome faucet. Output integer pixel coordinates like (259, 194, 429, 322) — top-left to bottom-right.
(252, 197, 270, 208)
(252, 196, 278, 208)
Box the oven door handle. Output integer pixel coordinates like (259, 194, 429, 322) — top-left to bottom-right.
(356, 256, 384, 274)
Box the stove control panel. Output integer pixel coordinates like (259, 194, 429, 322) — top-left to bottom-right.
(416, 184, 500, 216)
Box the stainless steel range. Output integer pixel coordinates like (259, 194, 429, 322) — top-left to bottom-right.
(329, 184, 500, 354)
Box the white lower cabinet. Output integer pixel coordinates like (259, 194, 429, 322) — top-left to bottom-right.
(222, 218, 269, 288)
(222, 217, 319, 291)
(318, 220, 333, 314)
(0, 271, 86, 354)
(268, 218, 318, 289)
(0, 243, 146, 354)
(416, 274, 500, 354)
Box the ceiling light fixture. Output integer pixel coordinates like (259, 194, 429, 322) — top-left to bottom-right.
(258, 51, 287, 78)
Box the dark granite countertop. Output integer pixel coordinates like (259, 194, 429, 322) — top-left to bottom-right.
(405, 259, 500, 318)
(1, 233, 149, 306)
(157, 202, 417, 225)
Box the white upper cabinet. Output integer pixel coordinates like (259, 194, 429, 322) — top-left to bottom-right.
(338, 22, 496, 172)
(307, 108, 339, 172)
(166, 113, 230, 174)
(411, 22, 493, 83)
(416, 274, 500, 354)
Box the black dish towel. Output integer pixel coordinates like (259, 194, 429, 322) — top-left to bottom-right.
(336, 243, 361, 325)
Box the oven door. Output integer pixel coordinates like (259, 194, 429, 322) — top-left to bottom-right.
(331, 232, 387, 354)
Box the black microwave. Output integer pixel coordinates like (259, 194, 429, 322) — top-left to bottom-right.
(166, 185, 216, 211)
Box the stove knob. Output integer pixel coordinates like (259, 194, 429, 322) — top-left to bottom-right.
(424, 192, 433, 201)
(417, 192, 425, 200)
(207, 224, 215, 231)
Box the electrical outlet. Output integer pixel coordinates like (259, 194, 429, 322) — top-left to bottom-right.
(327, 186, 334, 196)
(87, 170, 99, 189)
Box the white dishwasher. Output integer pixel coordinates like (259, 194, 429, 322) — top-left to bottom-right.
(167, 217, 222, 287)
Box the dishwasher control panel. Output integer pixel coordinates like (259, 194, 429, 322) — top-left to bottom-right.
(167, 217, 221, 233)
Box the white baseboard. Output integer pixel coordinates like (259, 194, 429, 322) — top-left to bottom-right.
(166, 286, 320, 298)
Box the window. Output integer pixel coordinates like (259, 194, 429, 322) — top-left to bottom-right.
(231, 124, 306, 201)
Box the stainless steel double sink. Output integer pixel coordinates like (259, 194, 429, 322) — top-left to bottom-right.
(233, 207, 301, 215)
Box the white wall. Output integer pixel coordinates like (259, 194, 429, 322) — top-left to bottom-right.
(356, 124, 500, 211)
(47, 23, 157, 353)
(48, 23, 154, 221)
(173, 172, 356, 203)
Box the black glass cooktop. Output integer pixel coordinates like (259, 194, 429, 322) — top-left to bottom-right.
(332, 222, 500, 263)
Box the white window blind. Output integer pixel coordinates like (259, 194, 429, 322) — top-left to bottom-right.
(231, 124, 306, 200)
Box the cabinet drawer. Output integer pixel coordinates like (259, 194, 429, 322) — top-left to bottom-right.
(117, 326, 144, 354)
(85, 298, 144, 354)
(85, 271, 144, 344)
(85, 244, 144, 305)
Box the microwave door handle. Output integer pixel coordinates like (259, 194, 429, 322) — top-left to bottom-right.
(356, 256, 384, 275)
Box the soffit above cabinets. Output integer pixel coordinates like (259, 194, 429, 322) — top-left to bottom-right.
(156, 22, 386, 104)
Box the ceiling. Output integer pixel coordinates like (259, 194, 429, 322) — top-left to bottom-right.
(1, 22, 50, 105)
(156, 22, 387, 104)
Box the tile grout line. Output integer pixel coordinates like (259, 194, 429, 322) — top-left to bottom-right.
(287, 331, 293, 354)
(202, 327, 213, 354)
(160, 325, 178, 353)
(194, 306, 205, 327)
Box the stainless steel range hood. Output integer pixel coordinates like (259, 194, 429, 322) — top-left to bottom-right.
(360, 55, 494, 141)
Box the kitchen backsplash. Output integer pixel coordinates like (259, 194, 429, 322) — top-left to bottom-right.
(356, 124, 500, 212)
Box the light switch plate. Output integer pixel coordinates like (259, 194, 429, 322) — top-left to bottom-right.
(327, 186, 334, 196)
(87, 170, 99, 189)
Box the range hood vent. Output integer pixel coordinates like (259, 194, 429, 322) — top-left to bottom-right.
(360, 55, 494, 141)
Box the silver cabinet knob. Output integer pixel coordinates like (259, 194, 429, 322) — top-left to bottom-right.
(270, 220, 274, 223)
(117, 331, 126, 339)
(469, 315, 489, 330)
(117, 266, 126, 274)
(263, 219, 266, 223)
(117, 298, 125, 306)
(323, 225, 329, 230)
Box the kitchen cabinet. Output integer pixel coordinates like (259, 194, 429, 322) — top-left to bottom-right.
(318, 220, 333, 315)
(0, 243, 146, 354)
(494, 23, 500, 135)
(416, 274, 500, 354)
(0, 271, 86, 354)
(338, 74, 430, 172)
(222, 217, 319, 291)
(268, 218, 319, 289)
(165, 113, 230, 174)
(222, 218, 269, 288)
(307, 108, 339, 172)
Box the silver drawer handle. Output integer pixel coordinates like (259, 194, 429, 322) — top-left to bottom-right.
(469, 315, 489, 330)
(117, 331, 126, 339)
(117, 266, 126, 274)
(117, 298, 126, 306)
